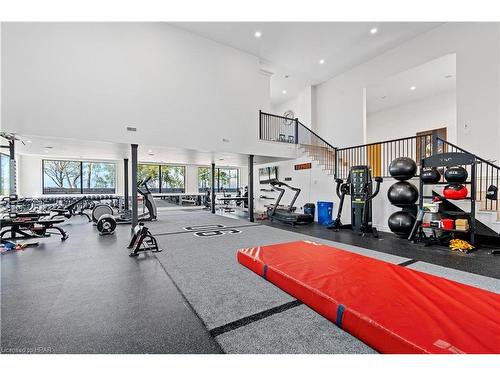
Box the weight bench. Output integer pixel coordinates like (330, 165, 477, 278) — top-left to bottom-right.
(1, 217, 69, 241)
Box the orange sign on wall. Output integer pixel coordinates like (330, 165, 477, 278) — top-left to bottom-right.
(294, 162, 312, 170)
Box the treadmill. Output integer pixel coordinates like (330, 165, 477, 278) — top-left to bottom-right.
(267, 180, 314, 225)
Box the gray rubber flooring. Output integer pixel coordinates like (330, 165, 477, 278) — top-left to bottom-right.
(2, 209, 498, 354)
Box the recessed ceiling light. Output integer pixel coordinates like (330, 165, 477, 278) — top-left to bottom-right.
(319, 59, 325, 64)
(410, 86, 417, 91)
(254, 31, 262, 38)
(284, 75, 290, 79)
(282, 90, 287, 94)
(370, 27, 378, 35)
(444, 74, 453, 79)
(26, 140, 32, 143)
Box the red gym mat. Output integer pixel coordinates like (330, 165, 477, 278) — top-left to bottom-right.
(237, 240, 500, 354)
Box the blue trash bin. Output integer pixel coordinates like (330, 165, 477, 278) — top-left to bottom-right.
(317, 201, 334, 226)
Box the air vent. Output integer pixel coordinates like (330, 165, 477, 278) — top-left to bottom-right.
(126, 126, 137, 132)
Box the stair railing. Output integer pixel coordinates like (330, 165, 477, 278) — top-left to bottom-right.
(438, 138, 499, 212)
(258, 111, 499, 213)
(259, 111, 337, 174)
(335, 135, 434, 179)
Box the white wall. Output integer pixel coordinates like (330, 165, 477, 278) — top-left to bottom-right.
(314, 23, 500, 160)
(253, 155, 336, 221)
(251, 155, 415, 232)
(366, 90, 457, 143)
(271, 86, 313, 127)
(1, 23, 297, 159)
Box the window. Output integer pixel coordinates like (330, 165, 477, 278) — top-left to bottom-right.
(82, 162, 116, 194)
(198, 166, 240, 192)
(137, 164, 185, 193)
(0, 153, 10, 196)
(42, 160, 116, 194)
(161, 165, 185, 193)
(218, 168, 239, 192)
(198, 167, 210, 192)
(137, 164, 160, 193)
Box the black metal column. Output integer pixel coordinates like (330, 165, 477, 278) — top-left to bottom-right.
(123, 158, 129, 211)
(248, 154, 254, 222)
(9, 140, 16, 194)
(131, 144, 138, 230)
(211, 162, 216, 214)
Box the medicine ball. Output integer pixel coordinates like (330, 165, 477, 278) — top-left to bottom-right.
(388, 211, 416, 237)
(387, 181, 419, 207)
(421, 167, 441, 184)
(444, 166, 468, 183)
(388, 157, 417, 181)
(443, 184, 468, 200)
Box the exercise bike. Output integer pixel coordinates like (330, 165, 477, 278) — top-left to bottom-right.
(328, 165, 383, 237)
(93, 177, 157, 235)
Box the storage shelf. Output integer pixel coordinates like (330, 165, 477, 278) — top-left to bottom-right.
(421, 195, 472, 200)
(422, 211, 471, 216)
(422, 181, 472, 185)
(422, 227, 469, 233)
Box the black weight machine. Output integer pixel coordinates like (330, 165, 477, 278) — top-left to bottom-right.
(328, 165, 383, 237)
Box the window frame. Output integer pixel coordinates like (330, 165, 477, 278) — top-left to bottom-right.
(198, 166, 240, 193)
(137, 163, 186, 194)
(42, 159, 117, 195)
(0, 152, 10, 196)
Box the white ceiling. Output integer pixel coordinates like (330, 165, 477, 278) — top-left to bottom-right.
(14, 135, 286, 167)
(366, 53, 456, 113)
(173, 22, 444, 104)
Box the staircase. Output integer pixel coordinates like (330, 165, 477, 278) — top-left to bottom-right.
(259, 111, 500, 235)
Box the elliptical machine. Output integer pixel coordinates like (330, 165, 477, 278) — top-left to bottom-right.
(328, 165, 383, 237)
(94, 177, 157, 235)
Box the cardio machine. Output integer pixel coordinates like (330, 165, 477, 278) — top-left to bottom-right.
(266, 180, 314, 225)
(328, 165, 383, 237)
(93, 177, 157, 235)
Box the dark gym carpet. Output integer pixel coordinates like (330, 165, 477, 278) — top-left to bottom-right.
(2, 208, 498, 354)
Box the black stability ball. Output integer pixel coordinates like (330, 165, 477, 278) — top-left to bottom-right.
(387, 181, 419, 207)
(388, 211, 416, 237)
(388, 157, 417, 181)
(444, 166, 468, 183)
(421, 167, 441, 184)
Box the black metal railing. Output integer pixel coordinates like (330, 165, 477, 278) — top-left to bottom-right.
(259, 110, 499, 214)
(439, 138, 499, 212)
(296, 121, 336, 174)
(259, 111, 298, 144)
(259, 111, 337, 174)
(335, 135, 435, 179)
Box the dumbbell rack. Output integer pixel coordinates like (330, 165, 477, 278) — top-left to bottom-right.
(418, 152, 477, 245)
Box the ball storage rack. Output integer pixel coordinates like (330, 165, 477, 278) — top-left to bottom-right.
(417, 152, 476, 246)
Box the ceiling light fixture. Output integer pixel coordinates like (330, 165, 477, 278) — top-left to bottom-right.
(444, 74, 453, 79)
(254, 31, 262, 38)
(410, 86, 417, 91)
(282, 90, 287, 94)
(370, 27, 378, 35)
(319, 59, 325, 64)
